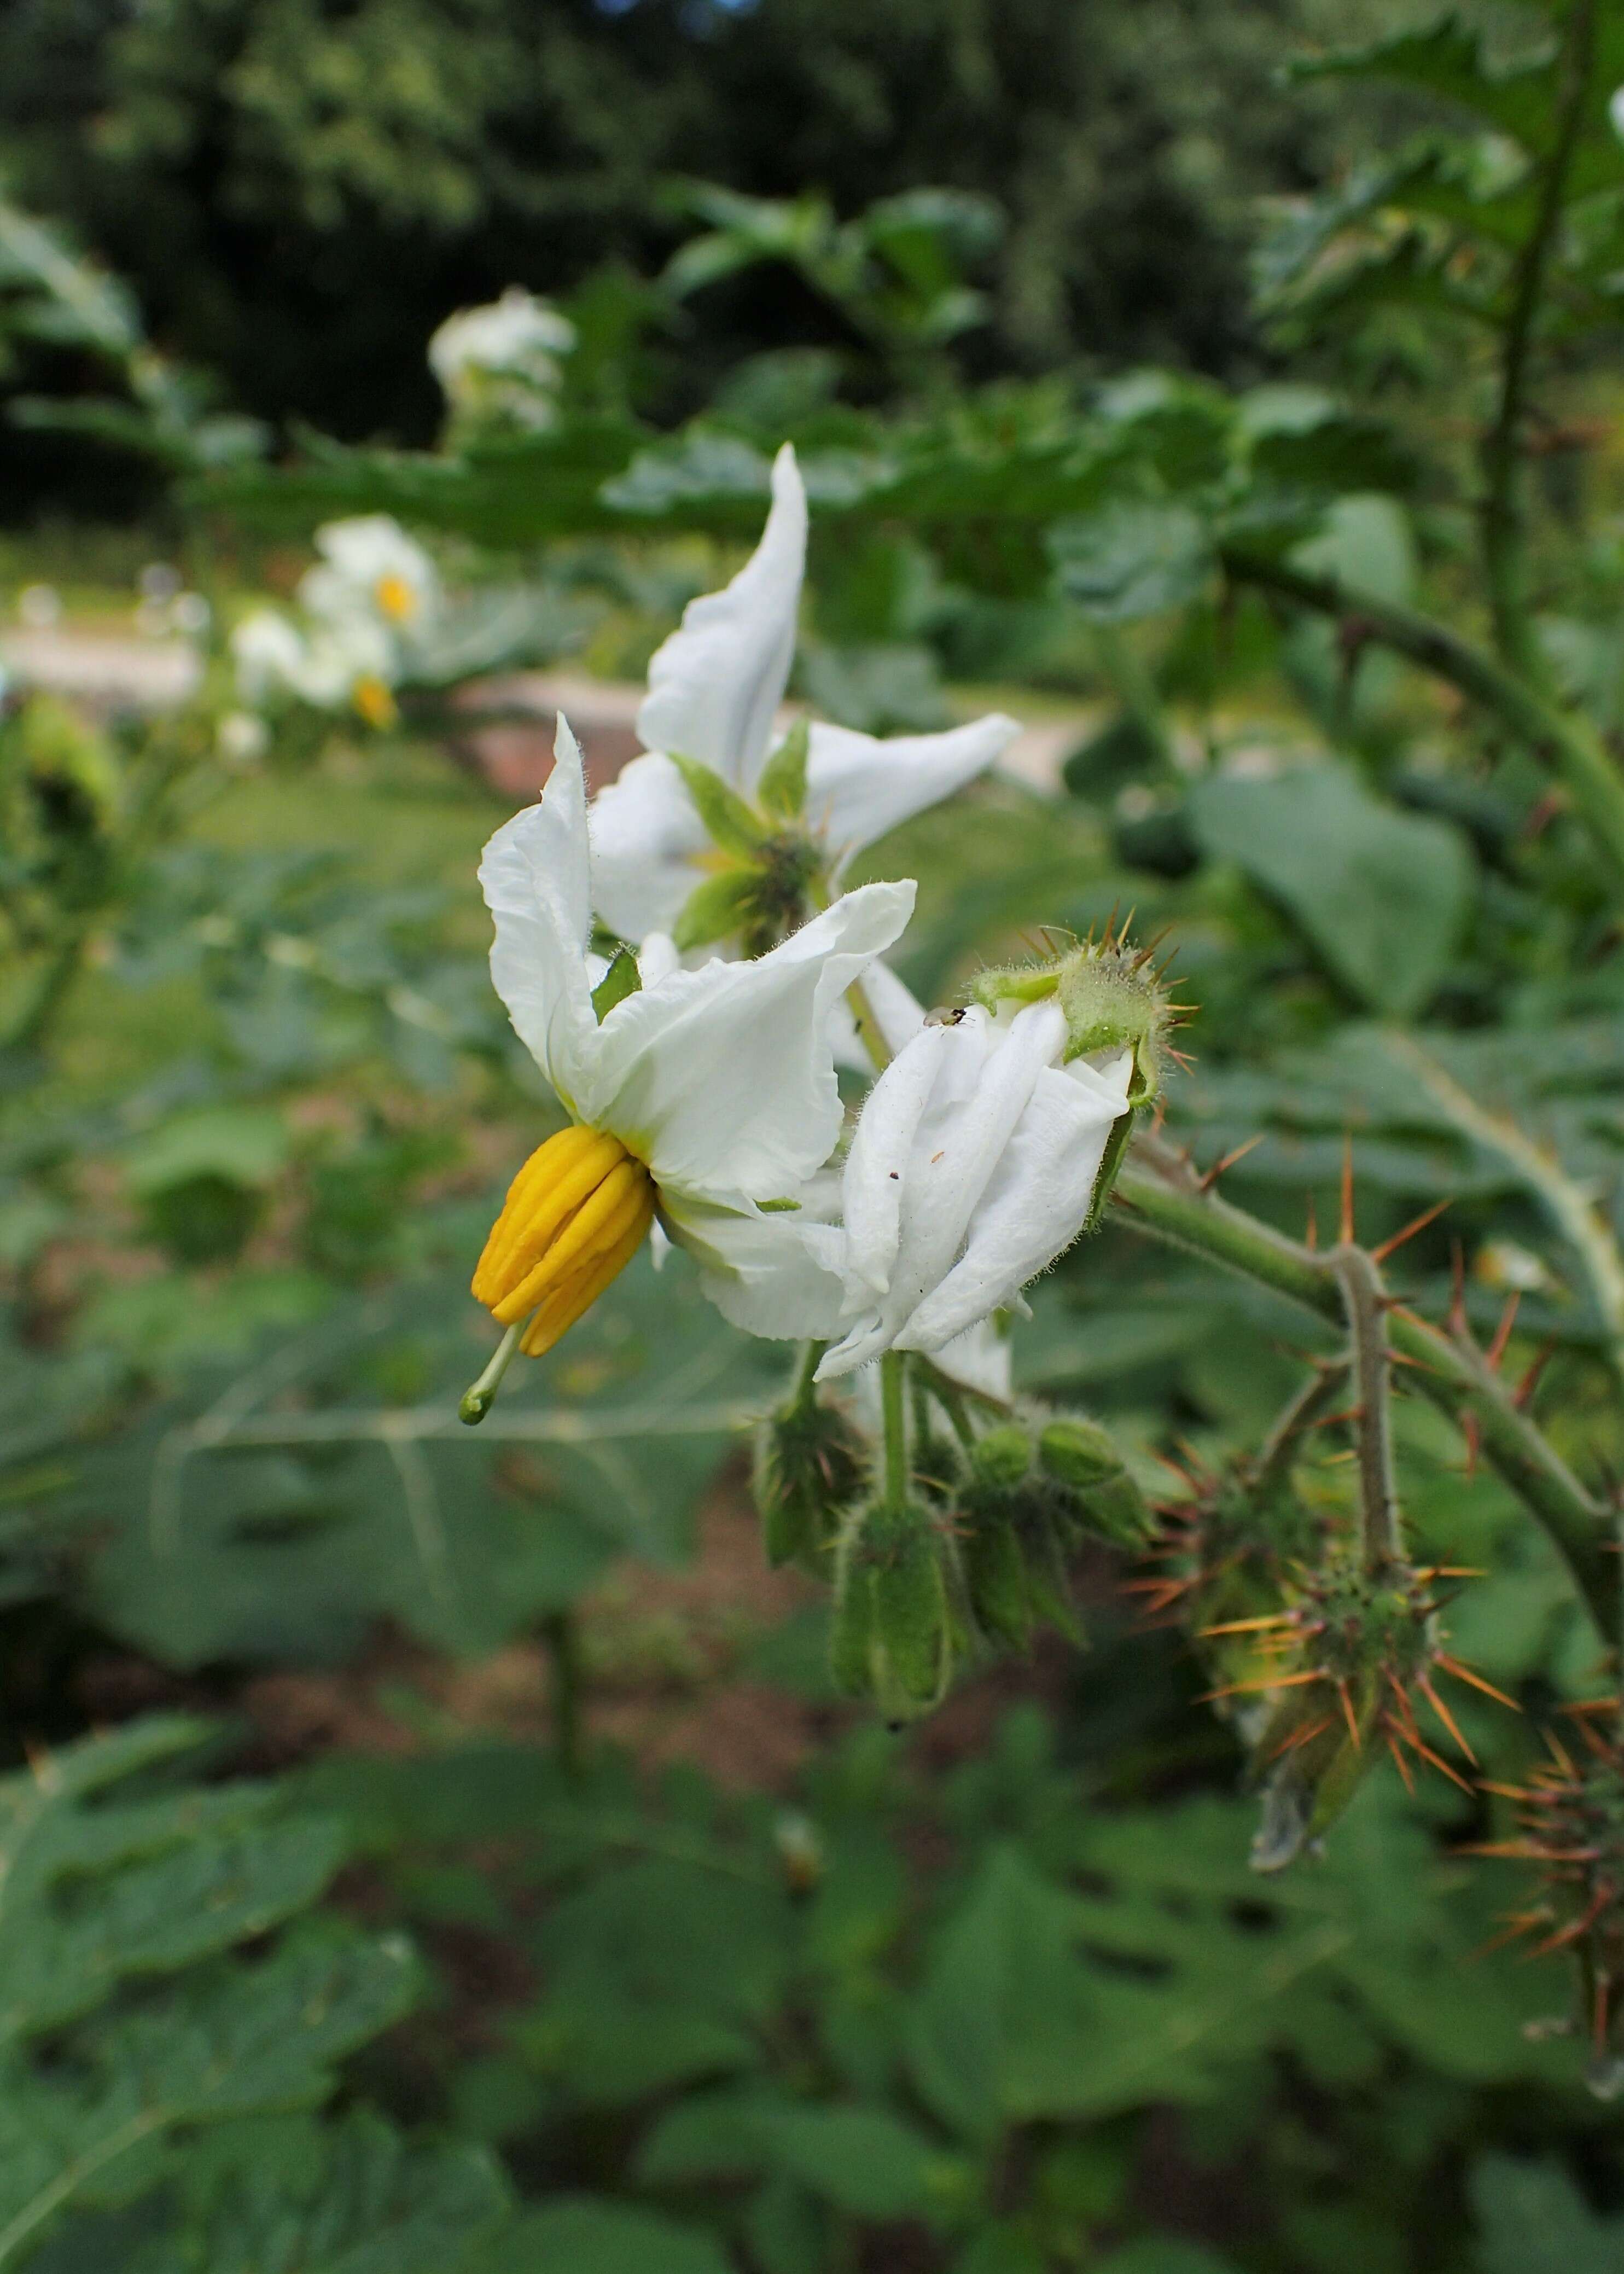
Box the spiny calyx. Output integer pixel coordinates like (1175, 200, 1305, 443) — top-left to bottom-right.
(969, 923, 1185, 1109)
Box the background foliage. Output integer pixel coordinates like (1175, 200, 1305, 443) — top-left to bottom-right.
(5, 0, 1624, 2266)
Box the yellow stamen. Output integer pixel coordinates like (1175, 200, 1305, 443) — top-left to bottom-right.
(473, 1126, 655, 1351)
(374, 572, 417, 623)
(352, 674, 397, 729)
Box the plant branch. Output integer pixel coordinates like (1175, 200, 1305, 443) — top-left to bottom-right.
(1330, 1244, 1401, 1573)
(1115, 1131, 1617, 1645)
(1382, 1030, 1624, 1390)
(1219, 545, 1624, 894)
(1480, 0, 1597, 677)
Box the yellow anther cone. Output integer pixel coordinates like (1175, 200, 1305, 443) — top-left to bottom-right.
(473, 1125, 656, 1352)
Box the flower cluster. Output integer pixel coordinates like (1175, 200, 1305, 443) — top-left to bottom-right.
(231, 516, 440, 730)
(460, 441, 1180, 1714)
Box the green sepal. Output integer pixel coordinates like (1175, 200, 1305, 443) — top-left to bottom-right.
(964, 1516, 1032, 1653)
(1039, 1416, 1155, 1548)
(969, 1424, 1033, 1493)
(1085, 1103, 1137, 1232)
(590, 944, 641, 1023)
(756, 718, 811, 820)
(669, 751, 769, 858)
(672, 868, 760, 952)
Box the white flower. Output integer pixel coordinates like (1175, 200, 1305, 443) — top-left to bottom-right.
(812, 988, 1132, 1380)
(586, 444, 1020, 941)
(430, 287, 576, 430)
(230, 604, 399, 726)
(470, 719, 915, 1362)
(299, 516, 440, 635)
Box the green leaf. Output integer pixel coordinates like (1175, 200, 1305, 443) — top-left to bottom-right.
(638, 2091, 945, 2219)
(757, 719, 811, 819)
(122, 1108, 290, 1199)
(667, 753, 769, 858)
(1471, 2156, 1624, 2274)
(1187, 765, 1475, 1016)
(1049, 503, 1212, 622)
(590, 946, 641, 1023)
(469, 2199, 731, 2274)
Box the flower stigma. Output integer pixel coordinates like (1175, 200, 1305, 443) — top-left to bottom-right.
(464, 1124, 656, 1416)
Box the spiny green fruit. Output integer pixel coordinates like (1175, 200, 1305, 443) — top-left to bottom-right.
(1039, 1417, 1155, 1549)
(753, 1394, 868, 1572)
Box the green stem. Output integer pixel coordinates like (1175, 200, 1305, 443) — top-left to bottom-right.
(542, 1608, 585, 1780)
(1114, 1135, 1616, 1647)
(1220, 545, 1624, 895)
(880, 1351, 909, 1510)
(1250, 1362, 1348, 1502)
(791, 1338, 826, 1411)
(1331, 1244, 1401, 1574)
(1479, 0, 1596, 678)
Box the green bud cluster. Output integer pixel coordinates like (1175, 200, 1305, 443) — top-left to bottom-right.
(752, 1390, 869, 1575)
(831, 1498, 956, 1724)
(956, 1410, 1155, 1656)
(667, 728, 826, 956)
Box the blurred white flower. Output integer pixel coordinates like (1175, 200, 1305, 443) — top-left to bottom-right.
(430, 287, 577, 432)
(812, 983, 1132, 1379)
(586, 444, 1019, 942)
(299, 516, 439, 634)
(217, 710, 270, 769)
(468, 720, 914, 1369)
(230, 604, 399, 728)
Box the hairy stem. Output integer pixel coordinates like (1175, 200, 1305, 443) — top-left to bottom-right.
(1480, 0, 1596, 678)
(1331, 1245, 1401, 1574)
(1250, 1362, 1348, 1502)
(880, 1351, 909, 1510)
(1220, 546, 1624, 895)
(1115, 1132, 1616, 1645)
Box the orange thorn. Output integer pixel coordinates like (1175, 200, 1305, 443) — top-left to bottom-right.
(1436, 1654, 1519, 1710)
(1197, 1668, 1324, 1702)
(1448, 1240, 1467, 1336)
(1419, 1673, 1476, 1764)
(1383, 1727, 1417, 1793)
(1198, 1134, 1265, 1193)
(1487, 1291, 1522, 1371)
(1339, 1137, 1355, 1246)
(1197, 1614, 1296, 1635)
(1336, 1679, 1363, 1750)
(1405, 1731, 1474, 1792)
(1370, 1197, 1452, 1265)
(1270, 1715, 1336, 1759)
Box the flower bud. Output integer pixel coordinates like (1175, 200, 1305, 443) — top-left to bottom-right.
(970, 1424, 1033, 1493)
(831, 1500, 954, 1723)
(962, 1514, 1032, 1653)
(1038, 1418, 1156, 1549)
(969, 929, 1179, 1109)
(753, 1394, 868, 1573)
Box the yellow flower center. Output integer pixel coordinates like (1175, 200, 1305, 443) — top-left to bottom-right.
(374, 572, 417, 622)
(352, 675, 397, 730)
(471, 1124, 655, 1358)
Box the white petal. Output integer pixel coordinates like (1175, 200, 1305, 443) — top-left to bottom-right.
(635, 930, 683, 988)
(664, 1191, 846, 1340)
(816, 1002, 1065, 1380)
(932, 1316, 1014, 1401)
(807, 712, 1019, 871)
(828, 957, 923, 1073)
(591, 880, 915, 1202)
(840, 1021, 957, 1299)
(899, 1056, 1129, 1353)
(478, 717, 598, 1112)
(587, 752, 709, 940)
(637, 443, 806, 790)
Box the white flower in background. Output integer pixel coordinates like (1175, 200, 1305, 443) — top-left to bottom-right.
(464, 720, 913, 1397)
(230, 604, 400, 728)
(586, 444, 1019, 943)
(430, 287, 577, 432)
(298, 516, 440, 636)
(812, 981, 1133, 1380)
